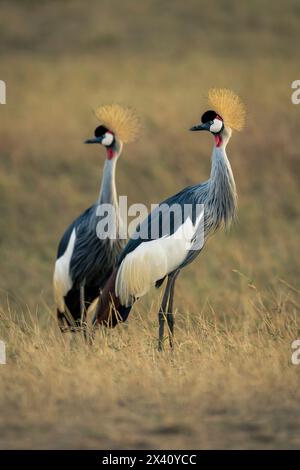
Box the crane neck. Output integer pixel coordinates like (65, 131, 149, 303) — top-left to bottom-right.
(93, 141, 125, 239)
(98, 141, 122, 207)
(98, 157, 118, 206)
(207, 129, 237, 227)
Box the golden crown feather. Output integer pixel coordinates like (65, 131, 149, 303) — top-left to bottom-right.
(95, 104, 140, 143)
(208, 88, 246, 131)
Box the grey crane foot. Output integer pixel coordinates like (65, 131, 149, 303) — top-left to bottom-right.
(166, 313, 174, 349)
(83, 324, 95, 346)
(158, 311, 165, 352)
(81, 321, 91, 344)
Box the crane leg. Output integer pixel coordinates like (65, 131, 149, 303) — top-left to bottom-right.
(158, 275, 174, 351)
(80, 285, 85, 323)
(80, 285, 89, 340)
(57, 309, 68, 333)
(166, 270, 180, 349)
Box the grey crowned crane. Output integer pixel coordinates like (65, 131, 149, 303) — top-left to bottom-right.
(53, 104, 140, 333)
(94, 89, 245, 350)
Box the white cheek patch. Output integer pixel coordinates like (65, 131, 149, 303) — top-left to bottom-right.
(102, 132, 114, 146)
(210, 118, 223, 133)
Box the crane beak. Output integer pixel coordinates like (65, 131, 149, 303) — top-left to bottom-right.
(189, 122, 210, 132)
(84, 136, 103, 144)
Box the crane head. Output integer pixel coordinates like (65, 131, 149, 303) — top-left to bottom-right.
(85, 125, 115, 147)
(189, 110, 224, 134)
(190, 89, 245, 136)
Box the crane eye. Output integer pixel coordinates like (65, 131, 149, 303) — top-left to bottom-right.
(210, 118, 223, 134)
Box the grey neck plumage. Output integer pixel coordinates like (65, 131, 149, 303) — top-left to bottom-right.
(206, 128, 237, 228)
(97, 140, 122, 206)
(90, 141, 124, 237)
(98, 157, 118, 206)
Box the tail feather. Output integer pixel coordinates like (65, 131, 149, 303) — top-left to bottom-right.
(94, 269, 132, 328)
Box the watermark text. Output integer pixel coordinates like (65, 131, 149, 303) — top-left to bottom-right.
(291, 80, 300, 104)
(0, 80, 6, 104)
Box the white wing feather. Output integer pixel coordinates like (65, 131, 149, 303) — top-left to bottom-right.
(115, 215, 203, 307)
(53, 229, 76, 312)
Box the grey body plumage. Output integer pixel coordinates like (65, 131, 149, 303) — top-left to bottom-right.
(69, 204, 124, 290)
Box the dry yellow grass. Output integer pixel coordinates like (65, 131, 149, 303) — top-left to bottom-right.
(0, 0, 300, 449)
(1, 282, 300, 449)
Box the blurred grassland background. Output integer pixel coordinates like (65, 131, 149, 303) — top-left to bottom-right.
(0, 0, 300, 449)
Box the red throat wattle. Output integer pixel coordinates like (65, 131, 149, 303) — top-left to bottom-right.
(107, 148, 114, 160)
(214, 134, 222, 147)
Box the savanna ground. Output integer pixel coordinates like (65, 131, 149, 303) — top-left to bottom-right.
(0, 0, 300, 449)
